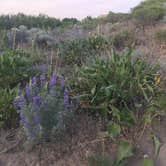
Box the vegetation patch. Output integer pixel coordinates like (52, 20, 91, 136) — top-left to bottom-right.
(155, 28, 166, 43)
(111, 30, 135, 50)
(57, 36, 108, 65)
(69, 49, 162, 136)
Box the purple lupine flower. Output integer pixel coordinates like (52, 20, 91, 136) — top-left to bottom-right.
(25, 122, 31, 129)
(32, 76, 36, 86)
(20, 113, 25, 123)
(33, 95, 42, 106)
(26, 86, 31, 100)
(34, 113, 40, 125)
(49, 71, 57, 88)
(18, 88, 22, 96)
(49, 78, 56, 88)
(19, 95, 25, 107)
(64, 88, 69, 106)
(52, 70, 57, 79)
(60, 76, 65, 87)
(13, 98, 19, 109)
(40, 74, 45, 86)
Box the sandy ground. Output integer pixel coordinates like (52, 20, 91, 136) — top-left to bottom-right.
(0, 116, 165, 166)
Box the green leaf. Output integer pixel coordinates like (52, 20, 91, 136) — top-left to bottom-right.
(108, 123, 121, 138)
(111, 106, 121, 122)
(153, 135, 161, 156)
(142, 158, 154, 166)
(115, 141, 134, 165)
(143, 113, 152, 125)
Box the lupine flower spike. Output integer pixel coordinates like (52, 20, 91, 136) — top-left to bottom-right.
(19, 95, 25, 107)
(33, 95, 42, 106)
(20, 113, 25, 123)
(26, 86, 31, 101)
(64, 88, 69, 106)
(32, 76, 36, 86)
(40, 74, 45, 86)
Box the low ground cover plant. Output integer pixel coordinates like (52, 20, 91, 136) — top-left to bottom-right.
(13, 71, 73, 143)
(69, 49, 162, 136)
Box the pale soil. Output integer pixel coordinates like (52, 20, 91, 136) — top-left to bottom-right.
(0, 116, 165, 166)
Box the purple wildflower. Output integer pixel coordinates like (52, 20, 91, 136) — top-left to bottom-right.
(13, 98, 19, 109)
(34, 113, 40, 125)
(26, 86, 31, 100)
(49, 71, 57, 88)
(32, 76, 36, 86)
(40, 74, 45, 86)
(25, 122, 31, 129)
(52, 71, 57, 78)
(60, 76, 65, 87)
(19, 95, 25, 107)
(32, 95, 42, 106)
(49, 78, 56, 88)
(20, 113, 25, 123)
(64, 88, 69, 106)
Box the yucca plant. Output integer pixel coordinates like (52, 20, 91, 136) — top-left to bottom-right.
(69, 49, 161, 128)
(57, 36, 108, 65)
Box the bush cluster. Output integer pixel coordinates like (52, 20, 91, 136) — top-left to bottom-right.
(0, 49, 38, 88)
(132, 0, 166, 27)
(13, 72, 73, 142)
(69, 49, 161, 133)
(155, 28, 166, 43)
(0, 49, 42, 128)
(57, 36, 108, 65)
(6, 26, 55, 48)
(111, 30, 135, 50)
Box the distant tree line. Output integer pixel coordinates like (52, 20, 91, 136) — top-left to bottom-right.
(0, 13, 79, 29)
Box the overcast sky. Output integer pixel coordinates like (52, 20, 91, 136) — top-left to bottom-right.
(0, 0, 143, 19)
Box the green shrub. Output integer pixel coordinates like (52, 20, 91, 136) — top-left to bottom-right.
(155, 28, 166, 43)
(57, 36, 108, 65)
(80, 16, 99, 30)
(132, 0, 166, 27)
(69, 49, 161, 128)
(104, 12, 131, 24)
(111, 30, 135, 50)
(0, 49, 39, 88)
(0, 87, 19, 128)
